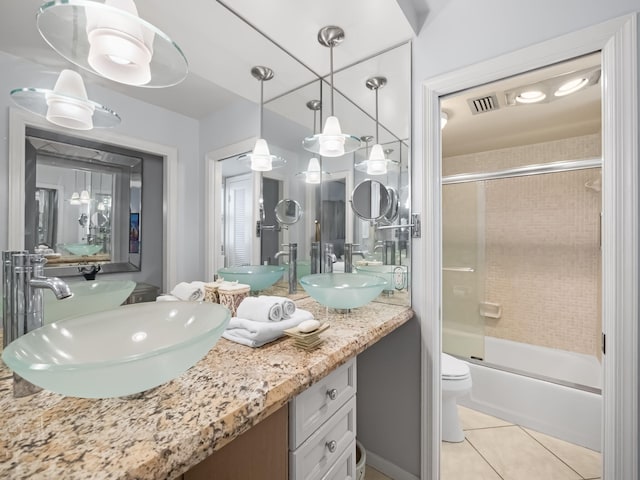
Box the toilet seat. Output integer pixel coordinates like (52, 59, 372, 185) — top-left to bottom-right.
(442, 353, 470, 380)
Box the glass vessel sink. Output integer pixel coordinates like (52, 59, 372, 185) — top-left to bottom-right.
(299, 273, 389, 309)
(1, 301, 230, 398)
(217, 265, 285, 291)
(59, 243, 103, 256)
(43, 279, 136, 323)
(355, 265, 409, 292)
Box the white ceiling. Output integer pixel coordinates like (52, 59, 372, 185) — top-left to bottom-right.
(0, 0, 415, 127)
(441, 52, 602, 157)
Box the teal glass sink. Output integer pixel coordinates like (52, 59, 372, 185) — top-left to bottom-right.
(42, 279, 136, 323)
(218, 265, 285, 291)
(299, 273, 389, 309)
(355, 265, 409, 291)
(59, 243, 103, 256)
(1, 301, 230, 398)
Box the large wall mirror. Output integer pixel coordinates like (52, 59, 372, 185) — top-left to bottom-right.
(213, 41, 411, 306)
(24, 128, 144, 276)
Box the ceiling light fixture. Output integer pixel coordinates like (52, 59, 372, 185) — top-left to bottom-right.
(441, 110, 449, 129)
(515, 89, 546, 104)
(10, 69, 120, 130)
(365, 76, 389, 175)
(303, 26, 361, 157)
(70, 170, 81, 205)
(554, 77, 589, 97)
(505, 67, 601, 106)
(297, 100, 324, 184)
(239, 66, 285, 172)
(36, 0, 188, 87)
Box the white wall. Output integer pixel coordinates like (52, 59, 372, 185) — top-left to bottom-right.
(358, 0, 640, 477)
(0, 52, 201, 285)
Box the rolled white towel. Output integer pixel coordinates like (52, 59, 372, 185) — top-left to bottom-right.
(170, 281, 205, 301)
(261, 295, 296, 319)
(237, 296, 283, 322)
(156, 294, 180, 302)
(222, 309, 314, 347)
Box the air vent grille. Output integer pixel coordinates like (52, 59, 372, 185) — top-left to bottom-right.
(467, 94, 500, 114)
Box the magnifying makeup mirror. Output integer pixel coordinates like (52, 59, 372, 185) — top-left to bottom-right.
(275, 198, 303, 226)
(350, 179, 392, 221)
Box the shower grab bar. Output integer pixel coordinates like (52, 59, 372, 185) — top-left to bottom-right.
(442, 158, 602, 185)
(442, 267, 475, 273)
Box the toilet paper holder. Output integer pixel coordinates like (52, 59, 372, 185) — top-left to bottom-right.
(479, 301, 502, 319)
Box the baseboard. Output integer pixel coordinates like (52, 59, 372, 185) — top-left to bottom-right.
(366, 450, 419, 480)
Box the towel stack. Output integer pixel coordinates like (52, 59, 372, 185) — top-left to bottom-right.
(223, 295, 314, 347)
(169, 281, 206, 301)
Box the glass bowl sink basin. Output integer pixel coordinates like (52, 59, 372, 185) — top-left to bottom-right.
(355, 265, 409, 291)
(217, 265, 285, 291)
(59, 243, 103, 256)
(42, 279, 136, 323)
(1, 301, 230, 398)
(299, 273, 389, 309)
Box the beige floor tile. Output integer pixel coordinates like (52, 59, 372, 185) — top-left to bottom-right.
(441, 440, 502, 480)
(365, 464, 391, 480)
(459, 405, 513, 430)
(465, 426, 582, 480)
(524, 428, 602, 479)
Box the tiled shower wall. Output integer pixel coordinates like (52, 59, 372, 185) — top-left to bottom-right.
(443, 134, 602, 358)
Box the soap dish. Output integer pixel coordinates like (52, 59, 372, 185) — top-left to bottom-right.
(284, 322, 330, 351)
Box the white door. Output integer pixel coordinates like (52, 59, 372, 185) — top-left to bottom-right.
(224, 173, 253, 267)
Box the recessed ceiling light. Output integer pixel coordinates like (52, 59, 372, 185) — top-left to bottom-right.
(516, 90, 546, 104)
(554, 77, 589, 97)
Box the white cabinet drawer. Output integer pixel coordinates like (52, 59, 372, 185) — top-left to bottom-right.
(290, 395, 356, 480)
(290, 358, 356, 448)
(321, 439, 356, 480)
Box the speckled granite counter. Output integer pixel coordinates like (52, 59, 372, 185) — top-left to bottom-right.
(0, 297, 413, 479)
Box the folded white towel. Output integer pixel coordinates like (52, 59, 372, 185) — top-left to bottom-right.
(170, 281, 205, 301)
(156, 294, 180, 302)
(222, 309, 314, 347)
(236, 296, 284, 322)
(261, 295, 296, 319)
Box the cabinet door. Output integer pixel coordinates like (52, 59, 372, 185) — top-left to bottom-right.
(290, 396, 356, 480)
(184, 405, 288, 480)
(322, 439, 356, 480)
(289, 358, 357, 448)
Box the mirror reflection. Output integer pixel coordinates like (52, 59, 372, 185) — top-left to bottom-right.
(25, 128, 143, 275)
(275, 199, 303, 226)
(351, 179, 391, 221)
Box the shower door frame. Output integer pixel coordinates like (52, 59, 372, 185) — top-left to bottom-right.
(419, 14, 638, 480)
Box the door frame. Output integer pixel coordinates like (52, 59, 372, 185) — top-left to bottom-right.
(419, 14, 638, 480)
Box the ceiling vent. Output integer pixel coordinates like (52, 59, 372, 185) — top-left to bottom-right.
(467, 94, 500, 114)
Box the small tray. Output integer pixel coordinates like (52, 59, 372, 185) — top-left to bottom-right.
(283, 322, 330, 339)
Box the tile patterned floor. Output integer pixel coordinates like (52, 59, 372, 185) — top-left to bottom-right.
(441, 406, 602, 480)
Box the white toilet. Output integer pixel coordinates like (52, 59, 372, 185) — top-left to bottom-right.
(441, 353, 472, 442)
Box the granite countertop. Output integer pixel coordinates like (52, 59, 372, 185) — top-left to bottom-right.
(0, 296, 413, 480)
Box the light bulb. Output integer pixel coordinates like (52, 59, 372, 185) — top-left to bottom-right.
(516, 90, 546, 104)
(318, 116, 346, 157)
(441, 111, 448, 129)
(70, 192, 81, 205)
(306, 157, 321, 184)
(250, 138, 273, 171)
(45, 70, 95, 130)
(80, 190, 91, 204)
(86, 0, 154, 86)
(366, 144, 387, 175)
(555, 77, 589, 97)
(97, 201, 106, 211)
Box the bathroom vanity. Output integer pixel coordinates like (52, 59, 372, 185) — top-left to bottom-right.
(0, 296, 412, 479)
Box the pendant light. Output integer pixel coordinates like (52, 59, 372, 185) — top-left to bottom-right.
(10, 69, 120, 130)
(297, 100, 329, 184)
(366, 76, 389, 175)
(302, 26, 361, 157)
(97, 173, 106, 211)
(239, 66, 285, 172)
(70, 170, 81, 205)
(36, 0, 188, 87)
(80, 171, 91, 204)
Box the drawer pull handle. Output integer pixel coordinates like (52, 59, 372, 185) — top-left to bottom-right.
(326, 440, 337, 453)
(327, 388, 338, 400)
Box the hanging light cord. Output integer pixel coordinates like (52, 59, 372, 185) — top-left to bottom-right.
(330, 43, 335, 116)
(259, 77, 264, 138)
(375, 87, 379, 144)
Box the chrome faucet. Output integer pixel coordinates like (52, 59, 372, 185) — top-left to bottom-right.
(310, 241, 321, 274)
(373, 241, 385, 263)
(323, 243, 335, 273)
(274, 243, 297, 294)
(373, 241, 396, 265)
(2, 251, 72, 397)
(344, 243, 365, 273)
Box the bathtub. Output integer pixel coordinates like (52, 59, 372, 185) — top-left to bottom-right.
(444, 328, 602, 451)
